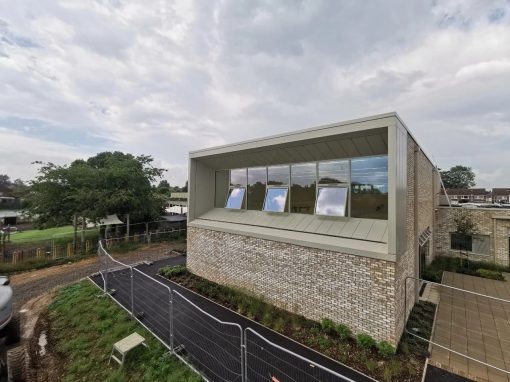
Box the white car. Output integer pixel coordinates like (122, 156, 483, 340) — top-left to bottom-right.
(0, 276, 13, 332)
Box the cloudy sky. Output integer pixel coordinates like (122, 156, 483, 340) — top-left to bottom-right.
(0, 0, 509, 188)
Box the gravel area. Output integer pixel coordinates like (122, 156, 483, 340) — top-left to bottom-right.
(11, 242, 185, 312)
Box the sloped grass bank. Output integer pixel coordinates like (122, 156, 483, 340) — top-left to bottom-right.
(44, 281, 200, 382)
(160, 266, 435, 382)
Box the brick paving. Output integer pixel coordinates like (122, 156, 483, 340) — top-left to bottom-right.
(429, 272, 510, 382)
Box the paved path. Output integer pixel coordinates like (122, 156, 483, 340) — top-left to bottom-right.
(429, 272, 510, 382)
(91, 257, 377, 382)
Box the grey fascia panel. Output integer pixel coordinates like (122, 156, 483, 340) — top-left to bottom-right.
(190, 113, 397, 159)
(189, 219, 393, 261)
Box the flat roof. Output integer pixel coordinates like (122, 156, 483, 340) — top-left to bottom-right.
(190, 111, 435, 167)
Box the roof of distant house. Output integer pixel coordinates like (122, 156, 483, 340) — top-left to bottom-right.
(442, 188, 489, 195)
(493, 188, 510, 196)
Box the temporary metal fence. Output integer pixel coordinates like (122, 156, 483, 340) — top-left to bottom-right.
(405, 275, 510, 376)
(245, 328, 356, 382)
(97, 241, 354, 382)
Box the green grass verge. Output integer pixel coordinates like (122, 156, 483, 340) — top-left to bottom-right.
(0, 254, 95, 275)
(48, 281, 201, 382)
(9, 225, 99, 244)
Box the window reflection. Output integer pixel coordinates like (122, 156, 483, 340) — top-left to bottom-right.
(351, 156, 388, 219)
(230, 169, 247, 187)
(315, 187, 348, 216)
(225, 187, 245, 209)
(291, 163, 316, 214)
(318, 160, 349, 184)
(267, 165, 289, 186)
(263, 187, 288, 213)
(248, 167, 266, 210)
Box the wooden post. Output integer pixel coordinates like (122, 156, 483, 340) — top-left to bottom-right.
(0, 231, 4, 262)
(73, 214, 78, 253)
(126, 214, 130, 241)
(81, 216, 85, 253)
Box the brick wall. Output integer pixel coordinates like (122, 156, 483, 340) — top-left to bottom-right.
(435, 207, 510, 265)
(187, 226, 399, 345)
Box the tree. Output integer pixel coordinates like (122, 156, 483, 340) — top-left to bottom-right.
(0, 175, 12, 194)
(27, 152, 167, 228)
(11, 179, 29, 199)
(440, 165, 476, 189)
(181, 180, 188, 192)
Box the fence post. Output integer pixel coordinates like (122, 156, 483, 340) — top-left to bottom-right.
(169, 289, 173, 351)
(241, 329, 246, 382)
(130, 267, 134, 316)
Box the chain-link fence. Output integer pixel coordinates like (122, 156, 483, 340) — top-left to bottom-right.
(97, 241, 356, 382)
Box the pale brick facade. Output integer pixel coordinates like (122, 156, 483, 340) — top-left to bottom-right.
(187, 114, 439, 347)
(435, 207, 510, 266)
(188, 226, 399, 343)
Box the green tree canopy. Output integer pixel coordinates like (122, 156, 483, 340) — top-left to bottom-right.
(440, 165, 476, 189)
(27, 152, 166, 227)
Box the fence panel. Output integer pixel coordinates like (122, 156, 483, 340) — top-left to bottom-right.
(244, 328, 354, 382)
(132, 268, 172, 347)
(172, 290, 244, 382)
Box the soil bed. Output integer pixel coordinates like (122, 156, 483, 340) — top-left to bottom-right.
(161, 267, 436, 382)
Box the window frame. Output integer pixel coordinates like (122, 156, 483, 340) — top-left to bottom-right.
(314, 184, 349, 217)
(225, 186, 246, 210)
(263, 185, 289, 213)
(315, 159, 351, 218)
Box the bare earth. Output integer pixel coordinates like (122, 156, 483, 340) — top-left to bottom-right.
(11, 242, 186, 312)
(10, 242, 185, 382)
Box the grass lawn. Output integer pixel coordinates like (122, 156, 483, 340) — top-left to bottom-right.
(46, 281, 201, 382)
(10, 225, 99, 243)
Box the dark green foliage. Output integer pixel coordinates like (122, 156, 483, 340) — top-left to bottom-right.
(423, 255, 509, 282)
(377, 341, 396, 358)
(476, 268, 505, 280)
(316, 335, 333, 350)
(440, 165, 476, 189)
(356, 333, 376, 349)
(159, 265, 187, 278)
(320, 318, 336, 334)
(27, 152, 166, 228)
(335, 323, 352, 340)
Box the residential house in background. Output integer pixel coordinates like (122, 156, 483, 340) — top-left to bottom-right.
(187, 112, 440, 346)
(493, 188, 510, 204)
(442, 188, 491, 204)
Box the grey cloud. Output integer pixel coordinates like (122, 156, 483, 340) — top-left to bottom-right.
(0, 0, 510, 188)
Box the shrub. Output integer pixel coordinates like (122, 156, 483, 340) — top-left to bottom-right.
(159, 265, 187, 278)
(320, 318, 336, 334)
(335, 323, 352, 340)
(272, 317, 286, 332)
(377, 341, 396, 358)
(316, 335, 333, 350)
(356, 333, 376, 349)
(476, 268, 504, 281)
